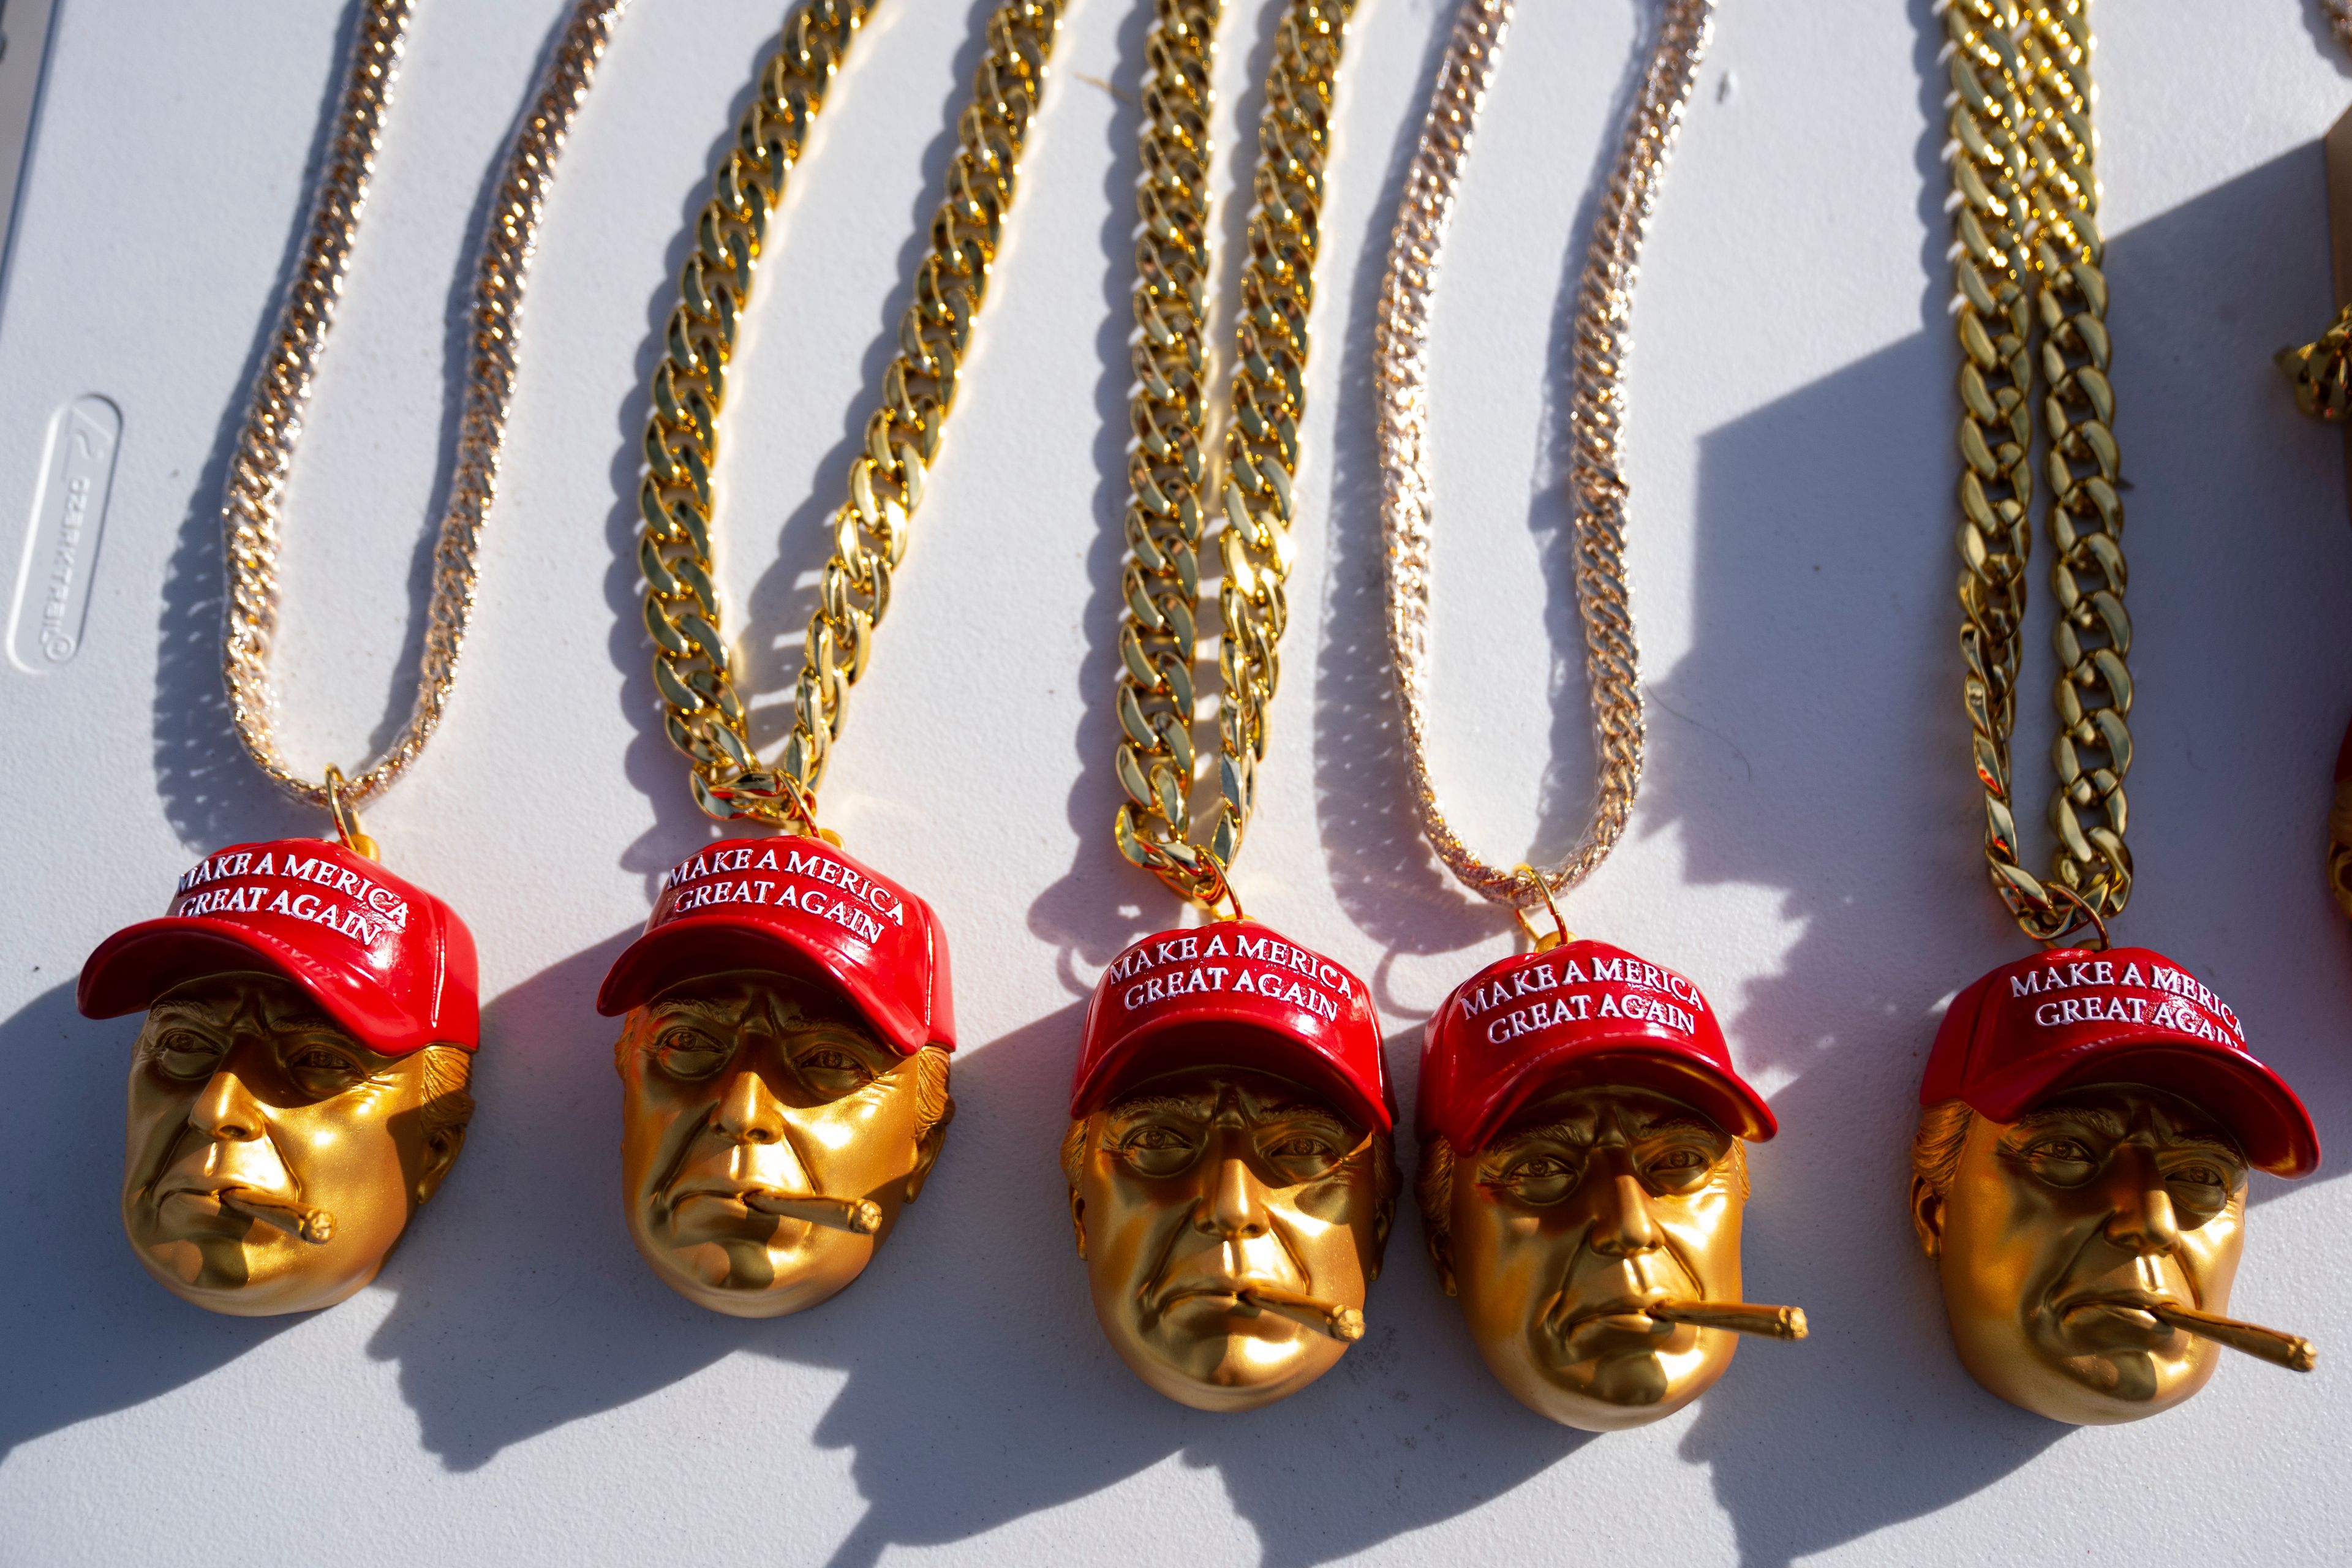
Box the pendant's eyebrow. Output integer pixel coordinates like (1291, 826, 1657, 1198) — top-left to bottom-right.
(1626, 1114, 1726, 1141)
(2008, 1104, 2130, 1140)
(1486, 1119, 1597, 1155)
(1104, 1092, 1217, 1121)
(647, 995, 752, 1027)
(2152, 1129, 2247, 1162)
(256, 995, 345, 1034)
(1253, 1102, 1348, 1125)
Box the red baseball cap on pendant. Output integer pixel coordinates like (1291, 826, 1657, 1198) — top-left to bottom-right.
(77, 837, 479, 1055)
(1073, 921, 1392, 1133)
(597, 835, 954, 1055)
(1923, 945, 2319, 1177)
(1419, 938, 1774, 1151)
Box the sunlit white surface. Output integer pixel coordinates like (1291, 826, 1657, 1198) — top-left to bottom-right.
(0, 2, 2347, 1564)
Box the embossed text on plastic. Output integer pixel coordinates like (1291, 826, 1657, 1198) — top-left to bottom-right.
(8, 393, 119, 670)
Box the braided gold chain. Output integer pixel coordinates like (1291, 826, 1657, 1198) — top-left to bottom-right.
(639, 0, 1062, 831)
(1110, 0, 1355, 907)
(223, 0, 627, 812)
(1945, 0, 2132, 943)
(1375, 0, 1709, 910)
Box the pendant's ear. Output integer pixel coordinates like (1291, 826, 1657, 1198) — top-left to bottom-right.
(906, 1111, 950, 1202)
(1061, 1115, 1091, 1259)
(903, 1047, 954, 1202)
(410, 1044, 474, 1208)
(1909, 1174, 1946, 1261)
(1424, 1229, 1457, 1297)
(415, 1123, 467, 1208)
(1368, 1134, 1398, 1281)
(1415, 1135, 1457, 1295)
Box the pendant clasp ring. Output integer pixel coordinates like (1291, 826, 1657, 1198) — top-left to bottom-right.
(1512, 865, 1572, 952)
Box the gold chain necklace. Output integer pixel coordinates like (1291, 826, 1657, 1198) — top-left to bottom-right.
(1945, 0, 2133, 947)
(225, 0, 628, 839)
(1109, 0, 1353, 911)
(636, 0, 1061, 834)
(1373, 0, 1807, 1433)
(1376, 0, 1704, 919)
(1065, 0, 1398, 1415)
(74, 0, 627, 1319)
(600, 0, 1061, 1321)
(1917, 1, 2321, 1423)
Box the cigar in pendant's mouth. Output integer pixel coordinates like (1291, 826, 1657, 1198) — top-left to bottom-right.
(1641, 1298, 1808, 1341)
(219, 1187, 336, 1245)
(2149, 1301, 2317, 1373)
(741, 1188, 883, 1235)
(1236, 1284, 1366, 1343)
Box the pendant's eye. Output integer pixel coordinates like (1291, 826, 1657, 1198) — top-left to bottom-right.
(1643, 1143, 1719, 1193)
(794, 1044, 876, 1096)
(2023, 1136, 2100, 1187)
(654, 1027, 731, 1080)
(153, 1028, 222, 1082)
(1115, 1123, 1200, 1177)
(1491, 1152, 1583, 1205)
(286, 1044, 367, 1096)
(1264, 1129, 1346, 1180)
(2163, 1157, 2242, 1226)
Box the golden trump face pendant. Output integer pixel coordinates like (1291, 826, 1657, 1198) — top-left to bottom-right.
(599, 836, 954, 1318)
(1417, 938, 1797, 1430)
(80, 840, 479, 1316)
(1912, 946, 2320, 1423)
(1064, 923, 1397, 1412)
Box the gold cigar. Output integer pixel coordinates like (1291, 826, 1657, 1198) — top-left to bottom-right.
(1645, 1298, 1808, 1341)
(219, 1187, 335, 1245)
(742, 1188, 883, 1235)
(1238, 1285, 1366, 1343)
(2150, 1302, 2317, 1373)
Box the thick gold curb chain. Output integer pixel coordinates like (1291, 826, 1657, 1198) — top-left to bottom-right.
(640, 0, 1062, 832)
(1945, 0, 2132, 944)
(1111, 0, 1354, 907)
(1374, 0, 1708, 911)
(224, 0, 628, 812)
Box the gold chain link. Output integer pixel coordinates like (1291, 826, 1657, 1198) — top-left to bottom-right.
(2280, 9, 2352, 418)
(1110, 0, 1355, 907)
(2279, 311, 2352, 421)
(1945, 0, 2132, 944)
(638, 0, 1062, 833)
(1374, 0, 1709, 910)
(222, 0, 628, 813)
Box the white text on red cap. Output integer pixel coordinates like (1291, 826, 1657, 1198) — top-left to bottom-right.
(1460, 954, 1705, 1045)
(661, 844, 905, 938)
(175, 850, 411, 942)
(2009, 957, 2243, 1042)
(1107, 930, 1350, 1022)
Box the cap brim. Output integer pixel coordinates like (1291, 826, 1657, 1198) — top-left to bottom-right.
(595, 916, 929, 1055)
(1074, 1015, 1393, 1133)
(1467, 1040, 1777, 1149)
(1972, 1038, 2321, 1178)
(78, 917, 418, 1054)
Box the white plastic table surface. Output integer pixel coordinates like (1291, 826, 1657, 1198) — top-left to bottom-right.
(1, 2, 2346, 1564)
